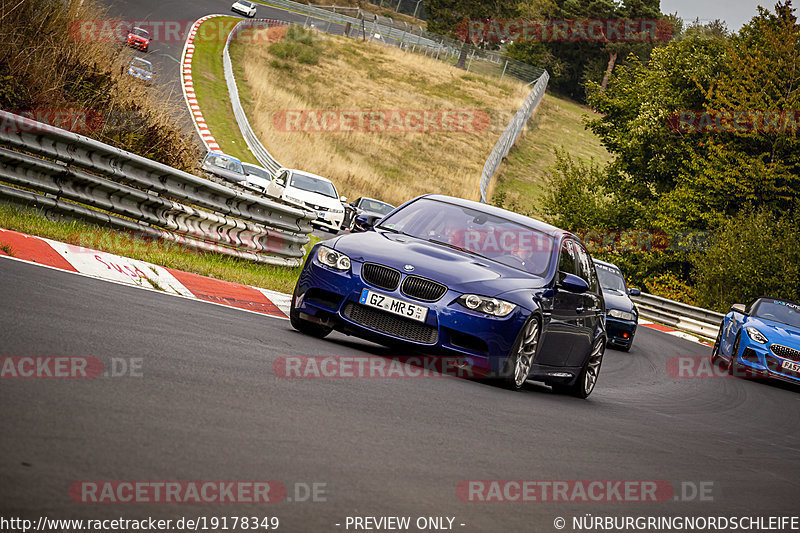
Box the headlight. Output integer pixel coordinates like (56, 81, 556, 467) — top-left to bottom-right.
(745, 327, 768, 344)
(608, 309, 636, 321)
(316, 246, 350, 271)
(457, 294, 516, 317)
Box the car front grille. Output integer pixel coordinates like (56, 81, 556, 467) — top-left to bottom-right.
(343, 302, 438, 344)
(304, 202, 329, 212)
(770, 344, 800, 361)
(401, 275, 448, 302)
(766, 355, 800, 379)
(361, 263, 401, 291)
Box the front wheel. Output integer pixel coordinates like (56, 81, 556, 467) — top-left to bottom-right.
(710, 327, 723, 365)
(553, 338, 605, 398)
(728, 332, 742, 377)
(501, 317, 541, 391)
(289, 289, 332, 338)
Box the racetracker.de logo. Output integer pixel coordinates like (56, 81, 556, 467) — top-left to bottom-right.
(274, 356, 485, 379)
(67, 19, 285, 44)
(666, 356, 769, 379)
(272, 110, 491, 134)
(457, 18, 674, 43)
(1, 356, 103, 379)
(456, 480, 675, 502)
(69, 481, 287, 503)
(667, 110, 800, 134)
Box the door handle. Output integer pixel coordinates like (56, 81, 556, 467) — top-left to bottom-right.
(576, 307, 585, 314)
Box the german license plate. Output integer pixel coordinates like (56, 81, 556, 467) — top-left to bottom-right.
(317, 211, 326, 219)
(781, 360, 800, 372)
(359, 289, 428, 322)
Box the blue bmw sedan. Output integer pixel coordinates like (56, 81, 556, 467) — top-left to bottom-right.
(290, 195, 607, 398)
(712, 297, 800, 384)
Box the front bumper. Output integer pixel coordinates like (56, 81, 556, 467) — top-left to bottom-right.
(606, 316, 637, 348)
(731, 340, 800, 384)
(127, 39, 148, 51)
(294, 255, 534, 375)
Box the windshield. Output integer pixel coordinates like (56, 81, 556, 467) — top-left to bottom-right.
(239, 0, 252, 5)
(378, 197, 554, 276)
(130, 58, 151, 70)
(132, 28, 149, 38)
(290, 173, 337, 198)
(751, 299, 800, 329)
(206, 155, 244, 174)
(595, 263, 627, 293)
(243, 165, 271, 180)
(360, 199, 394, 215)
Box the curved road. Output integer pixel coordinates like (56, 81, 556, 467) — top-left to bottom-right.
(2, 0, 799, 530)
(1, 258, 799, 531)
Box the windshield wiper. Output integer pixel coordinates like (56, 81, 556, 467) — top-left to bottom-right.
(427, 238, 481, 257)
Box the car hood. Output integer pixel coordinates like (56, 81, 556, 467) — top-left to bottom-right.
(286, 188, 341, 210)
(332, 229, 550, 295)
(746, 317, 800, 346)
(601, 288, 635, 313)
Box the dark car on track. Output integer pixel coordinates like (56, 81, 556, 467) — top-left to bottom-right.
(712, 297, 800, 385)
(291, 194, 608, 397)
(593, 259, 640, 351)
(347, 197, 396, 232)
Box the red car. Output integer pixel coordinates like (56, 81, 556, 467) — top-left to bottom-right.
(126, 27, 150, 52)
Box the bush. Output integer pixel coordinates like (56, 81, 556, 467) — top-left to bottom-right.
(268, 27, 320, 65)
(692, 209, 800, 312)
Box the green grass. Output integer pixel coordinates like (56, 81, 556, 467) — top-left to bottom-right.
(0, 205, 319, 294)
(191, 17, 258, 164)
(492, 93, 612, 216)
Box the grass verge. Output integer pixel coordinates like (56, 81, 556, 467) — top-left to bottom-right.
(491, 93, 612, 216)
(0, 205, 318, 294)
(233, 26, 529, 206)
(191, 17, 258, 163)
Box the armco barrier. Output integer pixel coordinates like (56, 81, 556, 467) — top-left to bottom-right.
(479, 71, 549, 203)
(631, 292, 724, 340)
(223, 19, 287, 177)
(0, 110, 315, 266)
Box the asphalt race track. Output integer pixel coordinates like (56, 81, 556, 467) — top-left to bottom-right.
(2, 0, 799, 531)
(2, 256, 800, 531)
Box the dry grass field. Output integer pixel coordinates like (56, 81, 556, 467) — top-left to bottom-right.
(232, 27, 529, 205)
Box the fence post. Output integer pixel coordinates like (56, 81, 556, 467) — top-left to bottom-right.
(466, 48, 475, 71)
(500, 59, 508, 81)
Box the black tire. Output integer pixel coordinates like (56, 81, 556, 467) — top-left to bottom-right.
(499, 316, 541, 391)
(553, 338, 605, 399)
(710, 327, 723, 365)
(289, 289, 332, 339)
(728, 332, 742, 377)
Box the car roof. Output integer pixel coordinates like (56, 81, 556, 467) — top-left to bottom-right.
(421, 194, 567, 237)
(592, 258, 622, 271)
(131, 58, 152, 66)
(207, 152, 242, 162)
(360, 197, 393, 206)
(242, 162, 267, 170)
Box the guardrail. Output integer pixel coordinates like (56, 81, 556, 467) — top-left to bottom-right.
(479, 70, 549, 203)
(224, 19, 287, 177)
(631, 292, 724, 340)
(0, 110, 315, 267)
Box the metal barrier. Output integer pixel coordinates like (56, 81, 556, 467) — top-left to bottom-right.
(479, 70, 549, 203)
(224, 19, 287, 177)
(631, 292, 724, 340)
(0, 110, 315, 266)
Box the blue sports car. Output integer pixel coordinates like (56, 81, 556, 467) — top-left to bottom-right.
(291, 194, 607, 397)
(711, 297, 800, 384)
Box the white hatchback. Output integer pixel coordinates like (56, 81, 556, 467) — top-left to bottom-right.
(231, 0, 257, 17)
(274, 169, 346, 233)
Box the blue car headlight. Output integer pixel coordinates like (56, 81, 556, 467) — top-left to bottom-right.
(608, 309, 636, 321)
(745, 327, 768, 344)
(457, 294, 516, 317)
(316, 246, 350, 271)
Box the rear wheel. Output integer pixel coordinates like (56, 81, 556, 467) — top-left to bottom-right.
(553, 339, 605, 399)
(500, 317, 541, 391)
(289, 289, 332, 339)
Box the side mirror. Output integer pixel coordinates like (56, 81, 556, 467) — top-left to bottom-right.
(558, 273, 589, 294)
(340, 196, 347, 202)
(352, 213, 380, 233)
(628, 287, 641, 296)
(730, 303, 747, 314)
